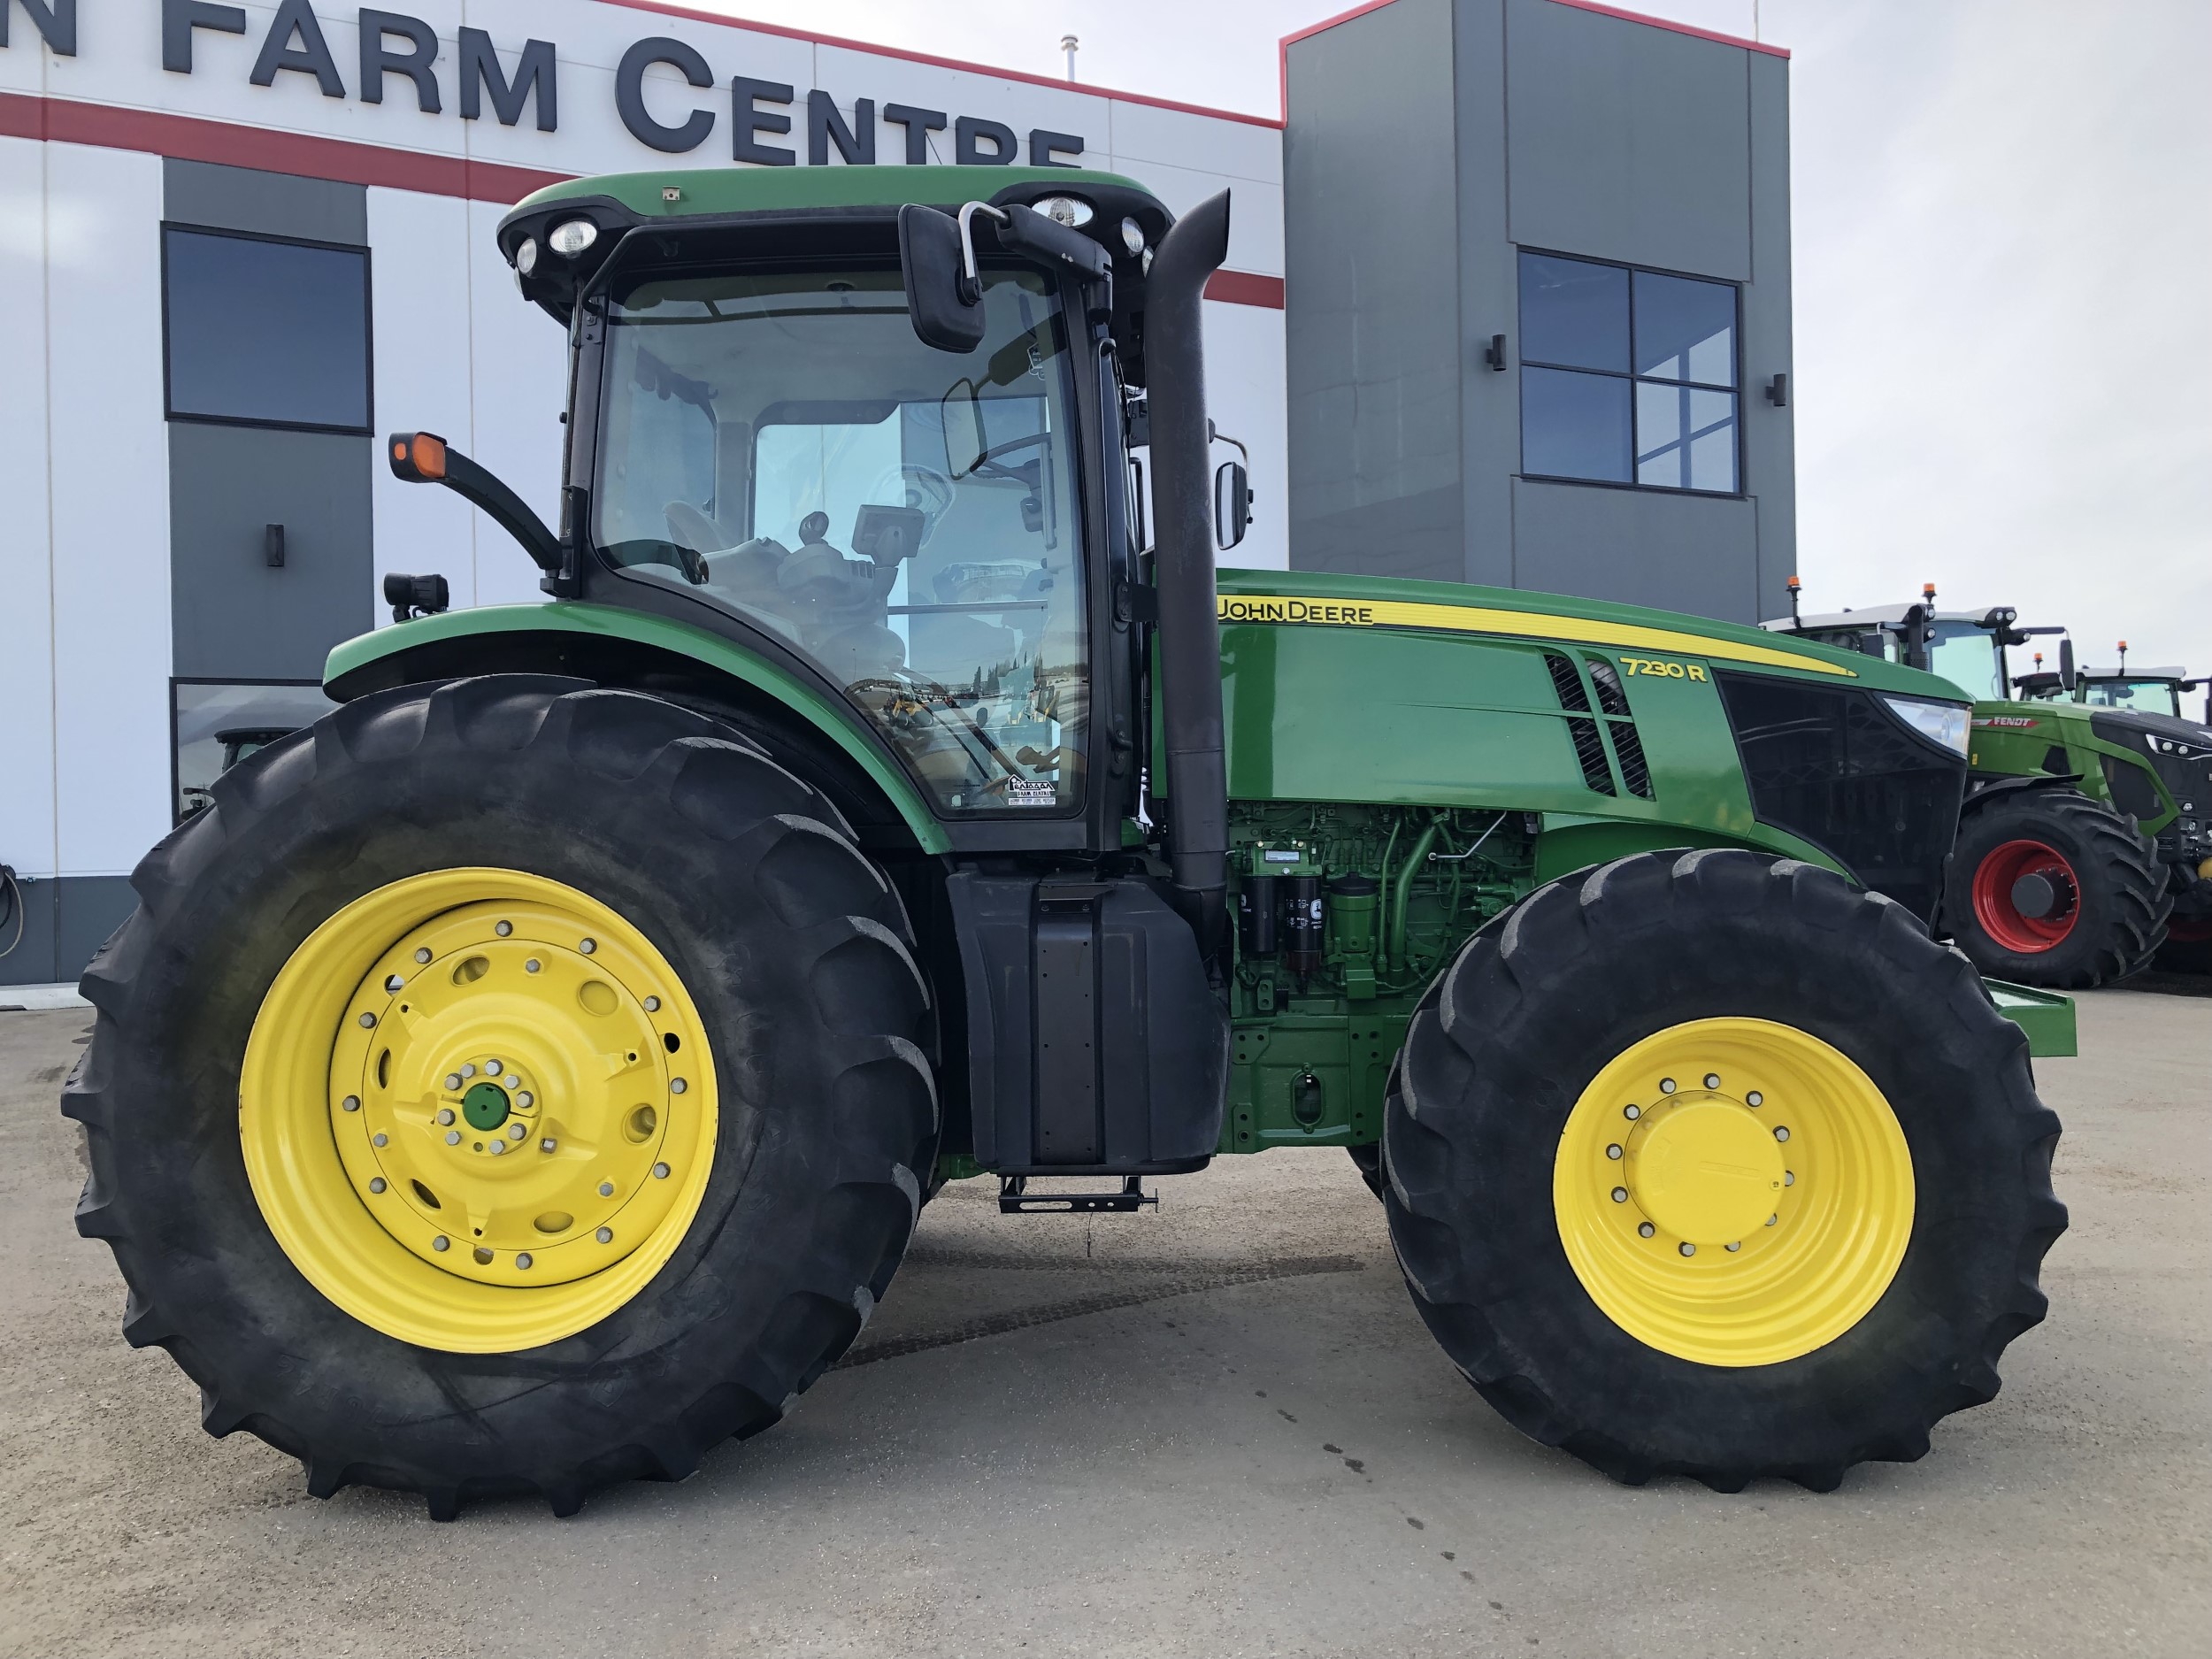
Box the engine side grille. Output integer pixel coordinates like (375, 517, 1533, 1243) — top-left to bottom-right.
(1545, 653, 1615, 794)
(1586, 658, 1632, 718)
(1586, 660, 1655, 797)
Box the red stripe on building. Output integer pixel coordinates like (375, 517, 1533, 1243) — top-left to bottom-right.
(0, 92, 1287, 308)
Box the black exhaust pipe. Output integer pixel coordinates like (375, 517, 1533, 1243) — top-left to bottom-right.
(1144, 189, 1232, 957)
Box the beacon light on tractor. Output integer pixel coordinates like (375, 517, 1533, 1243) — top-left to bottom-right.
(69, 165, 2070, 1519)
(1772, 582, 2212, 981)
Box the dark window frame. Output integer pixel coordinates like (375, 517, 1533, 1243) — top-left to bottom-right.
(160, 222, 376, 436)
(168, 674, 331, 826)
(1516, 247, 1745, 500)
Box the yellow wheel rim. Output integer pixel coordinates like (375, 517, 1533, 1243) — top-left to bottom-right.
(240, 869, 718, 1354)
(1552, 1018, 1913, 1367)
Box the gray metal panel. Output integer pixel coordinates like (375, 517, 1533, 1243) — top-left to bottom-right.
(1502, 0, 1752, 280)
(0, 874, 138, 987)
(1452, 0, 1516, 588)
(168, 424, 374, 680)
(1284, 0, 1463, 582)
(1743, 50, 1797, 620)
(163, 159, 366, 243)
(1511, 478, 1760, 622)
(0, 876, 57, 986)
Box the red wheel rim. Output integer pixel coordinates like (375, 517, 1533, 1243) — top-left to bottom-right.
(1971, 839, 2081, 953)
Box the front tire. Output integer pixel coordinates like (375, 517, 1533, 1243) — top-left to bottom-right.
(1943, 789, 2169, 987)
(65, 677, 938, 1517)
(1384, 849, 2064, 1491)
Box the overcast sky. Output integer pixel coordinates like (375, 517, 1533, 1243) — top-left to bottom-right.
(698, 0, 2210, 682)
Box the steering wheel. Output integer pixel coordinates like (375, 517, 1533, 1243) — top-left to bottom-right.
(867, 464, 956, 546)
(660, 501, 718, 586)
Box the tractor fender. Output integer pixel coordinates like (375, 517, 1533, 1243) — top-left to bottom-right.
(1962, 772, 2082, 813)
(323, 603, 949, 853)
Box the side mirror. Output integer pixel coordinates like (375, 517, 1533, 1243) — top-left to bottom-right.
(1214, 459, 1252, 551)
(2058, 637, 2077, 692)
(898, 204, 986, 354)
(941, 379, 987, 479)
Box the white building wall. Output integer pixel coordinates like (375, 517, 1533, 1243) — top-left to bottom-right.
(0, 134, 58, 881)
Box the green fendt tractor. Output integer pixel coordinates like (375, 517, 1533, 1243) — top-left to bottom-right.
(1772, 588, 2212, 985)
(70, 168, 2073, 1518)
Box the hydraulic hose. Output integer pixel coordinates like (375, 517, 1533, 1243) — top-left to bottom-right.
(1144, 189, 1233, 957)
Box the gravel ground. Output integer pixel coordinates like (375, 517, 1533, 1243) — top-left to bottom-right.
(0, 984, 2204, 1659)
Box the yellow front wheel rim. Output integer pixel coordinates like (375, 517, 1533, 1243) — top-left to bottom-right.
(1553, 1018, 1914, 1367)
(240, 869, 719, 1354)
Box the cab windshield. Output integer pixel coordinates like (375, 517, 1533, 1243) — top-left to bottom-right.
(2081, 679, 2180, 716)
(593, 265, 1087, 816)
(1923, 621, 2006, 702)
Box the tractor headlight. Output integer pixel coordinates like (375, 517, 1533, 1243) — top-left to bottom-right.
(1120, 216, 1146, 257)
(1033, 195, 1094, 228)
(1883, 695, 1970, 757)
(548, 219, 599, 257)
(515, 237, 538, 276)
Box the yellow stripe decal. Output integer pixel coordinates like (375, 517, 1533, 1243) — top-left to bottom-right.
(1216, 594, 1856, 678)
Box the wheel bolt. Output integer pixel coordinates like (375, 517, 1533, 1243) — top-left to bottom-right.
(446, 1130, 461, 1145)
(653, 1162, 671, 1179)
(517, 1092, 534, 1109)
(1610, 1187, 1627, 1203)
(432, 1235, 449, 1251)
(462, 1064, 477, 1078)
(341, 1095, 359, 1113)
(1605, 1143, 1623, 1160)
(1679, 1242, 1696, 1257)
(595, 1227, 613, 1244)
(357, 1012, 376, 1028)
(373, 1133, 388, 1148)
(1784, 1171, 1795, 1187)
(1659, 1078, 1677, 1094)
(1766, 1214, 1778, 1226)
(1638, 1222, 1655, 1239)
(1623, 1104, 1640, 1120)
(384, 974, 405, 993)
(490, 1141, 506, 1156)
(670, 1078, 687, 1094)
(1703, 1074, 1720, 1089)
(438, 1109, 455, 1125)
(1774, 1126, 1790, 1142)
(643, 996, 661, 1013)
(415, 948, 432, 964)
(580, 938, 597, 955)
(526, 959, 541, 974)
(516, 1253, 534, 1270)
(598, 1181, 615, 1196)
(369, 1178, 387, 1194)
(541, 1138, 557, 1153)
(1724, 1240, 1740, 1252)
(444, 1073, 463, 1091)
(495, 920, 513, 937)
(1746, 1091, 1763, 1107)
(508, 1123, 526, 1141)
(485, 1059, 503, 1076)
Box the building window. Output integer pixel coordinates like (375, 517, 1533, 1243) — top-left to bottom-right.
(163, 227, 373, 433)
(171, 680, 334, 822)
(1517, 251, 1740, 495)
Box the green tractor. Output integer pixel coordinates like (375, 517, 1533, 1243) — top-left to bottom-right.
(1771, 587, 2212, 984)
(69, 168, 2071, 1517)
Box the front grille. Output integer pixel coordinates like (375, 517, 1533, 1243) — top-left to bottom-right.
(1545, 654, 1616, 794)
(1716, 672, 1967, 924)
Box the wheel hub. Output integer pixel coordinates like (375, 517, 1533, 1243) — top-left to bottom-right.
(1624, 1094, 1785, 1245)
(1973, 838, 2081, 952)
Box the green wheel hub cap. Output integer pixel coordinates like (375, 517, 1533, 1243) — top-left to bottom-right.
(461, 1081, 513, 1131)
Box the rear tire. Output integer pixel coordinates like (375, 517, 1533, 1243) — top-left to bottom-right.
(1385, 849, 2064, 1491)
(65, 676, 938, 1518)
(1942, 789, 2168, 987)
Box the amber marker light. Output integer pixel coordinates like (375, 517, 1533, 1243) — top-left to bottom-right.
(411, 433, 448, 480)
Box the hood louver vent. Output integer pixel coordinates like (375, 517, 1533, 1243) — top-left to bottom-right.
(1545, 653, 1616, 795)
(1586, 660, 1655, 799)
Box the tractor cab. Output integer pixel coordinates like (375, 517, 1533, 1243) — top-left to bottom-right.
(2073, 664, 2205, 721)
(1763, 590, 2050, 703)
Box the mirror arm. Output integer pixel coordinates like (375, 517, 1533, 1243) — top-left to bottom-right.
(955, 202, 1010, 301)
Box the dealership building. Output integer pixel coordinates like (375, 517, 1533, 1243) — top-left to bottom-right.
(0, 0, 1792, 984)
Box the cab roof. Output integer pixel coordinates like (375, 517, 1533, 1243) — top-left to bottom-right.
(511, 165, 1153, 222)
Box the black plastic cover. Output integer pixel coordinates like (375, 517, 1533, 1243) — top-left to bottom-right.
(947, 872, 1228, 1176)
(1716, 673, 1967, 924)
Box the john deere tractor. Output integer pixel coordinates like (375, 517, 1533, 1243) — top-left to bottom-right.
(1773, 587, 2212, 985)
(70, 168, 2071, 1517)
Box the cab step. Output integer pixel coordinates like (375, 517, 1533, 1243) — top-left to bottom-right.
(998, 1175, 1158, 1214)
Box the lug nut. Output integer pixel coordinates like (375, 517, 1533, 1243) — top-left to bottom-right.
(1746, 1091, 1763, 1107)
(369, 1177, 387, 1194)
(1766, 1214, 1778, 1226)
(341, 1095, 360, 1113)
(432, 1235, 449, 1251)
(580, 937, 597, 955)
(1725, 1240, 1740, 1252)
(670, 1078, 687, 1094)
(446, 1130, 461, 1145)
(486, 1059, 503, 1076)
(1659, 1078, 1677, 1094)
(1638, 1222, 1655, 1238)
(541, 1138, 557, 1153)
(385, 974, 405, 993)
(653, 1162, 671, 1179)
(462, 1063, 477, 1078)
(1774, 1125, 1791, 1142)
(526, 959, 541, 974)
(1784, 1171, 1795, 1186)
(1605, 1144, 1623, 1160)
(415, 948, 432, 964)
(517, 1092, 534, 1109)
(1679, 1242, 1696, 1257)
(516, 1252, 534, 1270)
(495, 920, 513, 936)
(373, 1133, 388, 1148)
(1702, 1073, 1720, 1090)
(357, 1012, 377, 1028)
(643, 996, 661, 1012)
(598, 1181, 615, 1196)
(438, 1109, 455, 1125)
(444, 1073, 463, 1091)
(1623, 1104, 1640, 1120)
(1609, 1187, 1627, 1203)
(492, 1141, 507, 1156)
(595, 1226, 613, 1244)
(509, 1123, 526, 1141)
